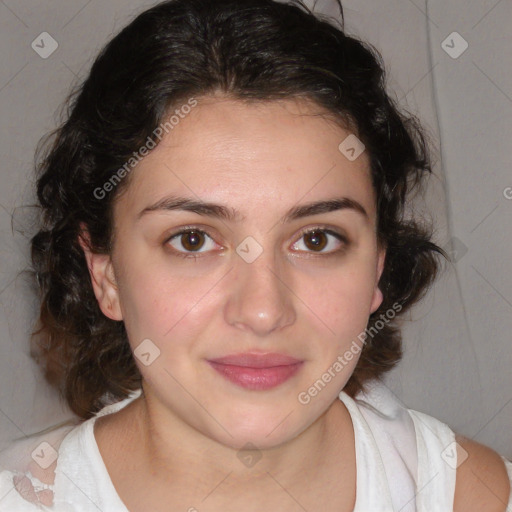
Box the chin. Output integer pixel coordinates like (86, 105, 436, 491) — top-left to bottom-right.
(206, 408, 309, 452)
(214, 427, 298, 453)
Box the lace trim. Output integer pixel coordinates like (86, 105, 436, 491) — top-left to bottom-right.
(12, 470, 54, 506)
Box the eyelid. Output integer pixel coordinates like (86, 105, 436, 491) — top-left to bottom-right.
(290, 225, 349, 256)
(297, 225, 349, 244)
(163, 224, 350, 257)
(163, 224, 219, 243)
(162, 227, 218, 262)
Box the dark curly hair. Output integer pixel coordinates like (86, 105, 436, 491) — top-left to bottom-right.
(30, 0, 446, 419)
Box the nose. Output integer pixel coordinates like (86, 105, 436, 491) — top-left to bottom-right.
(224, 250, 296, 337)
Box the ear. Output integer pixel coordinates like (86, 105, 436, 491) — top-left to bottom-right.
(78, 225, 123, 321)
(369, 247, 386, 314)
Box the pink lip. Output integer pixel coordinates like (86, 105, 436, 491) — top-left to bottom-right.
(207, 352, 304, 390)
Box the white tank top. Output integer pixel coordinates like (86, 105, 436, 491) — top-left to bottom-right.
(338, 379, 497, 511)
(1, 382, 511, 511)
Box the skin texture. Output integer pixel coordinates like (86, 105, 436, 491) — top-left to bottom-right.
(80, 95, 510, 511)
(82, 95, 384, 510)
(453, 434, 510, 512)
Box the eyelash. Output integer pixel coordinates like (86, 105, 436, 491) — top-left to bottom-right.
(163, 225, 349, 260)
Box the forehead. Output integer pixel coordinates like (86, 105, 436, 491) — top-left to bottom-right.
(115, 96, 376, 222)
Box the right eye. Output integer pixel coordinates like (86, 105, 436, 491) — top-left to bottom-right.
(165, 228, 220, 258)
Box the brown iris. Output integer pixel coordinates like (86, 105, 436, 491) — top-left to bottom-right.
(180, 230, 205, 251)
(303, 230, 328, 251)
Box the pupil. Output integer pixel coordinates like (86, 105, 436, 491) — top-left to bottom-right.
(305, 230, 326, 251)
(183, 231, 203, 251)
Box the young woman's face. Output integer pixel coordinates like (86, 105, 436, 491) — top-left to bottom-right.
(95, 96, 385, 449)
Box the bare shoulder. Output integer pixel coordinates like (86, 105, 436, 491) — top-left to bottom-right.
(453, 433, 511, 512)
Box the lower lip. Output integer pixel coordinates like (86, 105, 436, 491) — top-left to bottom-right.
(207, 361, 303, 390)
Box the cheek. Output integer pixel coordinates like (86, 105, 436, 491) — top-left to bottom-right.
(295, 270, 375, 393)
(297, 263, 378, 339)
(117, 267, 219, 348)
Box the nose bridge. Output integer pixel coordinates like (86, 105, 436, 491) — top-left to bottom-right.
(224, 246, 296, 336)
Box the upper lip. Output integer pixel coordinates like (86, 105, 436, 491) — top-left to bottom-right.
(207, 352, 303, 368)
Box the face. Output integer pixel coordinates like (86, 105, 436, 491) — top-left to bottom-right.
(83, 96, 385, 450)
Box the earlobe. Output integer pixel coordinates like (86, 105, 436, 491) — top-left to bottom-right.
(370, 287, 384, 314)
(370, 248, 386, 314)
(78, 227, 123, 321)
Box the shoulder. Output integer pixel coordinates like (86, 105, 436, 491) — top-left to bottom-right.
(453, 433, 511, 512)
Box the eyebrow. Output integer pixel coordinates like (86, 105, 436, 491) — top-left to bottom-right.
(137, 195, 368, 223)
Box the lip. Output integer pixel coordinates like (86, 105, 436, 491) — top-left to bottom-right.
(207, 352, 304, 391)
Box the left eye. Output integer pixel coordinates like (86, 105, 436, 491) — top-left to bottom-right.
(291, 229, 345, 253)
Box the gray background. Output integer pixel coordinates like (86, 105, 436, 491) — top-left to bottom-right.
(0, 0, 511, 459)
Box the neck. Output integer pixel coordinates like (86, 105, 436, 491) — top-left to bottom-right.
(129, 384, 353, 493)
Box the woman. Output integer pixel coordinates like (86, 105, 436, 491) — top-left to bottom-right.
(0, 0, 510, 510)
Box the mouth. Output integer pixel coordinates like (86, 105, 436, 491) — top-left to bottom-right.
(207, 352, 304, 391)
